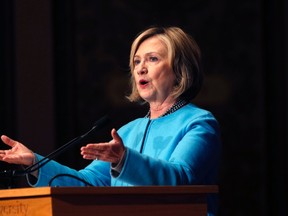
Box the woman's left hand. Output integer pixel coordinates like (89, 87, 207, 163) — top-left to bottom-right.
(80, 128, 125, 164)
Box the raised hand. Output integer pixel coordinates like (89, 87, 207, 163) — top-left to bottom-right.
(80, 128, 125, 164)
(0, 135, 35, 166)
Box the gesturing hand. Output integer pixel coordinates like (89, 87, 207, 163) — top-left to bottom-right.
(0, 135, 35, 166)
(80, 128, 125, 164)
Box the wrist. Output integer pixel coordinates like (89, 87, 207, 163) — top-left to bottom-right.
(111, 148, 127, 173)
(27, 151, 36, 166)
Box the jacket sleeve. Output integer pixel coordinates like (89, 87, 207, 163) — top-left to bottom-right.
(28, 154, 111, 187)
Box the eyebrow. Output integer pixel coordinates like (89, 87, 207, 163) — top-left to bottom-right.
(134, 52, 162, 58)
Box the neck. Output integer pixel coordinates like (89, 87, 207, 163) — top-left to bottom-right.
(149, 99, 176, 119)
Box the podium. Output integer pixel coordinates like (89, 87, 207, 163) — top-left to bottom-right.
(0, 186, 218, 216)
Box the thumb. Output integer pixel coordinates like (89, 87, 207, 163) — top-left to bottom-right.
(1, 135, 17, 148)
(111, 128, 122, 143)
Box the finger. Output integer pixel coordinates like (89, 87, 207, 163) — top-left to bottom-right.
(81, 144, 101, 151)
(111, 128, 122, 143)
(82, 154, 96, 160)
(81, 145, 102, 155)
(81, 149, 101, 160)
(81, 147, 95, 155)
(1, 135, 18, 148)
(1, 154, 21, 164)
(83, 143, 109, 151)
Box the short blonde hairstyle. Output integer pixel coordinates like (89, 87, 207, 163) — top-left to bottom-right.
(127, 26, 202, 102)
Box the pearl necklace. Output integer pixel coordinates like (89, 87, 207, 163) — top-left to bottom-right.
(145, 99, 188, 118)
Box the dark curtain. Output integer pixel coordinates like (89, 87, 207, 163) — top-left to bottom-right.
(263, 0, 288, 215)
(0, 0, 18, 188)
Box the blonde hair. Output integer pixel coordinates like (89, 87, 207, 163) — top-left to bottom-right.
(127, 26, 202, 102)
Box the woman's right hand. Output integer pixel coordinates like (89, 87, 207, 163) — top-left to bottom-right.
(0, 135, 35, 166)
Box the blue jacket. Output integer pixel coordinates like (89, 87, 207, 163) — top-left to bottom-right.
(30, 103, 221, 215)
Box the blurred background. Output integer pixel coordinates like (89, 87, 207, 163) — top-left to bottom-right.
(0, 0, 287, 215)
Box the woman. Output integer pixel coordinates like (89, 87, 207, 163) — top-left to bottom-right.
(0, 26, 221, 216)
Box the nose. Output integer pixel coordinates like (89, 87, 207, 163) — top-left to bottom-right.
(136, 61, 148, 75)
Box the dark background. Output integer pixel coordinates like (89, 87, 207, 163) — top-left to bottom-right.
(0, 0, 287, 215)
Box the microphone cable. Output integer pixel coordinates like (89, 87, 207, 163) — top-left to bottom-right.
(48, 173, 93, 187)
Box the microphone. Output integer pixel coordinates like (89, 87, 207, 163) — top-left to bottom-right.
(0, 115, 110, 178)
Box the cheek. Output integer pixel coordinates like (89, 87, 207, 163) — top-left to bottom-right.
(165, 74, 177, 92)
(132, 68, 137, 77)
(154, 72, 175, 91)
(162, 69, 176, 83)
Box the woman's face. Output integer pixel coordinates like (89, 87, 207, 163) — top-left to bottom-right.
(133, 36, 175, 104)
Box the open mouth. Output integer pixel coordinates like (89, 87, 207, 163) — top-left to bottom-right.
(139, 79, 149, 86)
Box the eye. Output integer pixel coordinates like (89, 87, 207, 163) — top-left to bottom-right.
(134, 59, 140, 65)
(149, 56, 158, 62)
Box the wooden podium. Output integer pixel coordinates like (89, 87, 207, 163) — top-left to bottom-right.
(0, 186, 218, 216)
